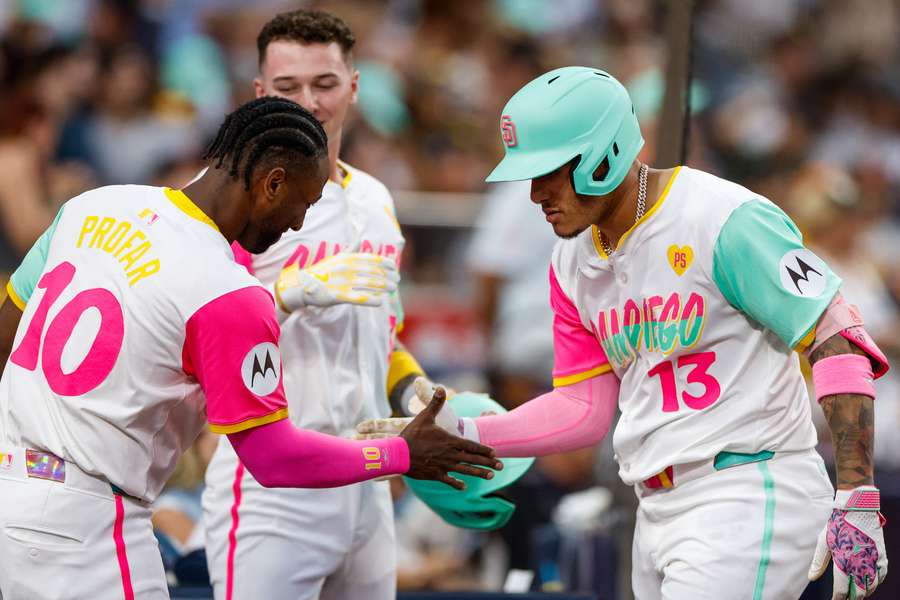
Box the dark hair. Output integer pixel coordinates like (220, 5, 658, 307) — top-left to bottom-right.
(257, 9, 356, 66)
(204, 96, 328, 190)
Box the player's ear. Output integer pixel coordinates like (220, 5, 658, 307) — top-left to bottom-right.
(253, 77, 266, 99)
(263, 167, 287, 203)
(349, 69, 360, 105)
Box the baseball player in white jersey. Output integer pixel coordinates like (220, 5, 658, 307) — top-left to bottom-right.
(0, 97, 499, 600)
(362, 67, 890, 599)
(202, 10, 442, 600)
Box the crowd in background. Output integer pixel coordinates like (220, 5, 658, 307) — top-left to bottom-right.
(1, 0, 899, 597)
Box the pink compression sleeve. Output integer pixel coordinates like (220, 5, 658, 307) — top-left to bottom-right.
(474, 372, 619, 457)
(228, 419, 410, 488)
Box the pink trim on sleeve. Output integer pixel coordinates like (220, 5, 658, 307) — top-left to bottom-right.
(231, 242, 255, 276)
(183, 286, 288, 433)
(809, 292, 889, 378)
(228, 418, 410, 488)
(474, 372, 618, 457)
(549, 265, 610, 385)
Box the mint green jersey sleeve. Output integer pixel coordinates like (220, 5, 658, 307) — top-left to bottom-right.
(712, 199, 840, 348)
(7, 206, 65, 309)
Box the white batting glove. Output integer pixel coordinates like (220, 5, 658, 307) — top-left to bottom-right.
(355, 417, 412, 440)
(356, 377, 462, 439)
(808, 486, 888, 599)
(275, 253, 399, 312)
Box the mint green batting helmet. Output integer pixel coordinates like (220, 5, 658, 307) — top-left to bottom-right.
(403, 392, 535, 530)
(486, 66, 644, 195)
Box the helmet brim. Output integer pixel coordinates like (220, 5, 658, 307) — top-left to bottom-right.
(485, 146, 579, 183)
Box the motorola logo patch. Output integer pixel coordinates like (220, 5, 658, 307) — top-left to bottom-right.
(241, 342, 281, 396)
(779, 249, 827, 298)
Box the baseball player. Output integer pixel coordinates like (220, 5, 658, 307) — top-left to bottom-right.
(202, 11, 449, 600)
(362, 67, 889, 599)
(0, 97, 499, 600)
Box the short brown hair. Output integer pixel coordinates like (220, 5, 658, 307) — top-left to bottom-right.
(257, 9, 356, 67)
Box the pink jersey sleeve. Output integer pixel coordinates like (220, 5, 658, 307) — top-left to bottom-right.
(231, 242, 255, 276)
(183, 285, 288, 434)
(474, 373, 618, 457)
(550, 264, 611, 386)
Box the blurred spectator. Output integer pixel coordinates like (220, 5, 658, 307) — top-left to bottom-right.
(81, 44, 198, 184)
(0, 90, 93, 275)
(785, 164, 900, 472)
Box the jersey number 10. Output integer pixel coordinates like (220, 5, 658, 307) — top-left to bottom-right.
(10, 261, 124, 396)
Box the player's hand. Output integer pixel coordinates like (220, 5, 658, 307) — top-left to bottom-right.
(400, 386, 502, 490)
(357, 377, 462, 439)
(808, 486, 888, 599)
(275, 253, 399, 311)
(409, 376, 460, 432)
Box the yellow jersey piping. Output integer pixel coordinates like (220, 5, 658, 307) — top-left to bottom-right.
(552, 363, 612, 387)
(6, 281, 25, 310)
(163, 187, 220, 232)
(337, 160, 353, 189)
(208, 407, 289, 434)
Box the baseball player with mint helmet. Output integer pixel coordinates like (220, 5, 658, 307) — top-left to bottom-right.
(361, 66, 889, 599)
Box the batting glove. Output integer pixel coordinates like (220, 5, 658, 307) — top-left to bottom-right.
(357, 377, 462, 439)
(808, 486, 888, 599)
(275, 253, 399, 312)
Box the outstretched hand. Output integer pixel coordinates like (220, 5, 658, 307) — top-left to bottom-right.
(400, 386, 502, 490)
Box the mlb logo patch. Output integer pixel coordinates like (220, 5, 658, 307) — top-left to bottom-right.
(138, 208, 160, 226)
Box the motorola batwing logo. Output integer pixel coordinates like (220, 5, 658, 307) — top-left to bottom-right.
(778, 249, 827, 298)
(241, 342, 281, 396)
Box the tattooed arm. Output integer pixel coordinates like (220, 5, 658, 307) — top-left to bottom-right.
(810, 334, 874, 490)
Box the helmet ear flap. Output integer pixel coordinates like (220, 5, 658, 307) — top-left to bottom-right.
(570, 153, 613, 196)
(568, 154, 582, 193)
(592, 155, 611, 183)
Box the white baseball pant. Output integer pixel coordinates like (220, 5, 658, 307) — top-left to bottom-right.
(631, 448, 833, 599)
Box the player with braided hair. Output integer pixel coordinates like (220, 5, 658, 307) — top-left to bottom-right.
(0, 97, 499, 600)
(202, 10, 455, 600)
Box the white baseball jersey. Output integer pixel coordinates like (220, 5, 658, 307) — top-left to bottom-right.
(549, 166, 841, 485)
(0, 185, 289, 502)
(202, 162, 404, 600)
(229, 161, 404, 434)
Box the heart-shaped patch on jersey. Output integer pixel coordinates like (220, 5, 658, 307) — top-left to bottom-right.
(667, 245, 693, 276)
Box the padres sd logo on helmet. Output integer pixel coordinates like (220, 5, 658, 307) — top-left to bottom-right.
(487, 66, 644, 196)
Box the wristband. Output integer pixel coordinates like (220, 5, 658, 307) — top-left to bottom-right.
(812, 354, 875, 402)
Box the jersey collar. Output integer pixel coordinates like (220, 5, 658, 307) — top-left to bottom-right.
(336, 160, 353, 189)
(163, 187, 220, 232)
(590, 166, 682, 260)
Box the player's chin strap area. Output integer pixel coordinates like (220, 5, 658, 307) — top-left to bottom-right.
(808, 293, 889, 403)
